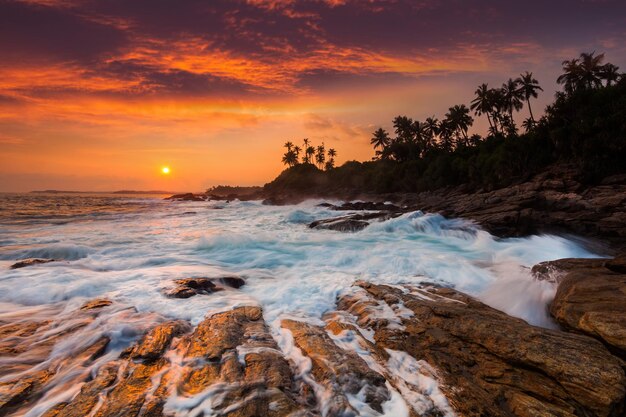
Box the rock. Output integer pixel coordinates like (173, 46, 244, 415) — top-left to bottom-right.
(322, 201, 401, 211)
(164, 276, 246, 298)
(606, 253, 626, 273)
(338, 281, 626, 417)
(309, 212, 398, 232)
(179, 306, 308, 417)
(165, 193, 206, 201)
(282, 319, 390, 415)
(10, 258, 55, 269)
(548, 256, 626, 355)
(531, 258, 608, 283)
(128, 320, 191, 362)
(80, 298, 113, 310)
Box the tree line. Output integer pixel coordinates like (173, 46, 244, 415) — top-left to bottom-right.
(267, 52, 625, 195)
(281, 139, 337, 171)
(371, 52, 621, 161)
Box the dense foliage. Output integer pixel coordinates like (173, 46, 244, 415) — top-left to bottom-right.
(266, 53, 625, 196)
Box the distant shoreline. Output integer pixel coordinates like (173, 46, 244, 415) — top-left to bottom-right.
(29, 190, 184, 195)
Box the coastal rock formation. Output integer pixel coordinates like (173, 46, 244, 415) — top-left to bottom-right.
(309, 212, 400, 232)
(164, 276, 246, 298)
(9, 258, 55, 269)
(399, 165, 626, 248)
(165, 193, 207, 202)
(281, 319, 390, 415)
(337, 281, 626, 417)
(6, 260, 626, 417)
(543, 256, 626, 355)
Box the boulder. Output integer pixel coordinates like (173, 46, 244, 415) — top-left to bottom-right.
(164, 276, 246, 298)
(309, 212, 398, 232)
(548, 256, 626, 355)
(164, 193, 206, 201)
(337, 281, 626, 417)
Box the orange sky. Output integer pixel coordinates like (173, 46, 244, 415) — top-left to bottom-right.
(1, 0, 625, 191)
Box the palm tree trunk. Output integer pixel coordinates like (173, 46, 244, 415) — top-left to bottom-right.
(527, 99, 535, 122)
(486, 113, 494, 133)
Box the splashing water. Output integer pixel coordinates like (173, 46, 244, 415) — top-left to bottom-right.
(0, 193, 601, 416)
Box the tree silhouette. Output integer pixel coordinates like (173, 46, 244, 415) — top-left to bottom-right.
(501, 79, 524, 126)
(470, 83, 496, 133)
(371, 128, 391, 159)
(516, 72, 543, 122)
(326, 148, 337, 170)
(306, 145, 316, 165)
(444, 105, 474, 146)
(302, 139, 311, 163)
(602, 63, 621, 86)
(315, 144, 326, 169)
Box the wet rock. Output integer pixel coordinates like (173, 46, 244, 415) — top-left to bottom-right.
(164, 276, 246, 298)
(165, 193, 206, 201)
(179, 306, 308, 417)
(128, 320, 191, 362)
(42, 364, 119, 417)
(398, 165, 626, 247)
(324, 201, 401, 212)
(531, 258, 608, 283)
(548, 256, 626, 355)
(282, 319, 390, 415)
(10, 258, 55, 269)
(338, 281, 626, 417)
(309, 212, 398, 232)
(80, 298, 113, 310)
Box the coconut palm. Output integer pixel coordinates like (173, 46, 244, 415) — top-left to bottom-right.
(315, 144, 326, 169)
(470, 83, 496, 132)
(501, 79, 524, 125)
(521, 117, 535, 133)
(444, 105, 474, 145)
(557, 58, 582, 94)
(302, 139, 311, 163)
(557, 52, 608, 93)
(293, 146, 301, 163)
(326, 148, 337, 170)
(516, 72, 543, 122)
(601, 63, 621, 86)
(305, 146, 315, 165)
(371, 128, 391, 159)
(284, 141, 294, 151)
(281, 149, 298, 167)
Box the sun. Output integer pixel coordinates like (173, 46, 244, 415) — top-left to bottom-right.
(161, 166, 170, 175)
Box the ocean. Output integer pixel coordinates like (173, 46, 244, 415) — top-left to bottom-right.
(0, 192, 602, 416)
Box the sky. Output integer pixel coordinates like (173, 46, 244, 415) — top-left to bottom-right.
(1, 0, 625, 192)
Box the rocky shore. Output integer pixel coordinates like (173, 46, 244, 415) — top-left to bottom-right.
(2, 255, 626, 416)
(259, 165, 626, 251)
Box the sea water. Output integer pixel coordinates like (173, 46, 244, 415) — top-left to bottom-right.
(0, 193, 602, 416)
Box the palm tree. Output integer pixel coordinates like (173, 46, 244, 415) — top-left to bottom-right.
(521, 117, 535, 133)
(393, 116, 415, 144)
(281, 149, 298, 167)
(516, 72, 543, 122)
(284, 141, 294, 152)
(557, 58, 581, 94)
(557, 52, 608, 93)
(302, 139, 311, 163)
(305, 146, 315, 165)
(293, 146, 301, 164)
(444, 105, 474, 145)
(470, 83, 495, 132)
(578, 52, 605, 89)
(315, 144, 326, 169)
(601, 63, 621, 86)
(326, 148, 337, 170)
(371, 128, 391, 159)
(501, 79, 524, 125)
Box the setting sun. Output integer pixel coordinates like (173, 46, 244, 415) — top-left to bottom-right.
(161, 166, 170, 175)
